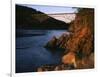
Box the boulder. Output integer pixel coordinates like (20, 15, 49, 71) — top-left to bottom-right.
(44, 36, 66, 52)
(44, 36, 57, 48)
(62, 52, 77, 68)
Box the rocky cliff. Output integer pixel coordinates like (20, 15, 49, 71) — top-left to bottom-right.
(61, 8, 94, 68)
(43, 8, 94, 71)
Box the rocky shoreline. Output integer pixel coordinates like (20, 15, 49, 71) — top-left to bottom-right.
(36, 8, 94, 72)
(37, 63, 75, 72)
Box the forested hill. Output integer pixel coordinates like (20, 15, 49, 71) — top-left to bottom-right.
(16, 5, 69, 29)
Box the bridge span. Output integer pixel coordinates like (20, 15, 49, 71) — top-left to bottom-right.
(48, 13, 76, 23)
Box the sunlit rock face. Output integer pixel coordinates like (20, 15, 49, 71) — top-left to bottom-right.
(62, 8, 94, 69)
(62, 52, 77, 68)
(44, 8, 94, 69)
(48, 13, 76, 23)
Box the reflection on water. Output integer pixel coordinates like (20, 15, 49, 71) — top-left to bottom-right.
(16, 29, 67, 73)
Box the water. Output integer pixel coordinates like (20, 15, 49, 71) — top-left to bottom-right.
(16, 29, 67, 73)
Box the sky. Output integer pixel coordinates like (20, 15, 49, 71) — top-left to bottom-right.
(21, 4, 78, 14)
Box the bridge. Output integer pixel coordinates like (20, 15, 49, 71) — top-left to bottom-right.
(33, 13, 76, 23)
(48, 13, 76, 23)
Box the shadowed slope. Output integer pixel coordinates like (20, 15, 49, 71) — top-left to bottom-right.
(16, 5, 69, 30)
